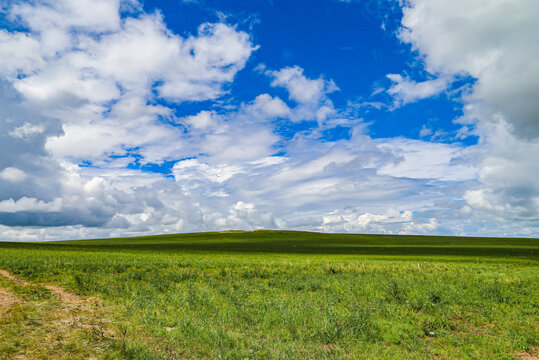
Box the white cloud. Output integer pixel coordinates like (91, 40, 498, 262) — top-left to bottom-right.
(399, 0, 539, 138)
(319, 209, 414, 233)
(0, 0, 257, 234)
(9, 123, 45, 139)
(200, 127, 278, 162)
(0, 197, 63, 212)
(10, 14, 254, 104)
(260, 65, 339, 124)
(463, 189, 497, 211)
(183, 111, 221, 130)
(266, 65, 338, 104)
(386, 73, 450, 107)
(163, 129, 471, 234)
(1, 2, 254, 165)
(173, 159, 244, 185)
(462, 120, 539, 220)
(398, 0, 539, 226)
(244, 94, 291, 119)
(10, 0, 122, 34)
(376, 138, 476, 181)
(419, 125, 432, 137)
(0, 168, 27, 183)
(401, 218, 438, 235)
(0, 31, 43, 78)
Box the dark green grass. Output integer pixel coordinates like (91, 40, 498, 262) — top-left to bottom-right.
(3, 230, 538, 259)
(0, 231, 538, 359)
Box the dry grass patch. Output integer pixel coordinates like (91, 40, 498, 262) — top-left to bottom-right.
(0, 288, 19, 315)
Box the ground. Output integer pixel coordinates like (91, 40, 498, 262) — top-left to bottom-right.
(0, 230, 537, 359)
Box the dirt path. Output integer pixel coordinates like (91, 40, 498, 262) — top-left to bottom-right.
(0, 269, 82, 303)
(0, 269, 29, 285)
(0, 288, 20, 315)
(0, 269, 176, 360)
(0, 269, 118, 360)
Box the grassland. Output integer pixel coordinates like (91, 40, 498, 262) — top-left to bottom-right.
(0, 230, 537, 359)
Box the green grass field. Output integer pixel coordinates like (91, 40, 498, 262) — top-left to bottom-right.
(0, 230, 537, 359)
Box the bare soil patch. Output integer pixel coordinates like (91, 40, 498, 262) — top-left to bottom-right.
(517, 347, 539, 360)
(0, 288, 19, 314)
(0, 269, 29, 285)
(0, 269, 82, 304)
(43, 284, 82, 303)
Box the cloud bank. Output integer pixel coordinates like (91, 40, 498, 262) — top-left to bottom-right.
(396, 0, 539, 236)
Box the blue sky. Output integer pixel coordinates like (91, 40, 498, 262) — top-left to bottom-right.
(146, 0, 466, 143)
(0, 0, 537, 240)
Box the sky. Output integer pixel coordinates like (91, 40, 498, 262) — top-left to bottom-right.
(0, 0, 538, 241)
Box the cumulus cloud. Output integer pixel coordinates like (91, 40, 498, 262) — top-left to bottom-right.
(244, 94, 291, 119)
(0, 168, 27, 183)
(401, 218, 438, 235)
(0, 0, 255, 233)
(0, 31, 43, 77)
(463, 121, 539, 220)
(398, 0, 539, 228)
(2, 1, 254, 164)
(399, 0, 539, 138)
(182, 111, 221, 130)
(266, 65, 339, 104)
(10, 0, 122, 34)
(259, 65, 340, 124)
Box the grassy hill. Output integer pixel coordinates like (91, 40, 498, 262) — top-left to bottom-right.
(0, 231, 537, 359)
(5, 230, 539, 259)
